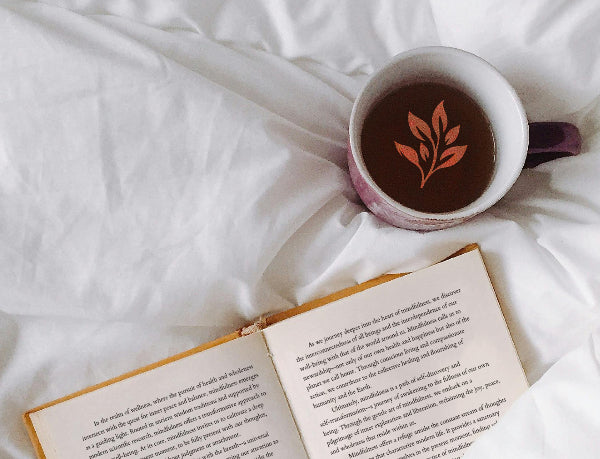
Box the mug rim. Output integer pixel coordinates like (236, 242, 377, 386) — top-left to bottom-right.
(349, 46, 529, 223)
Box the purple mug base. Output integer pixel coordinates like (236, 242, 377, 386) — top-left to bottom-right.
(347, 145, 467, 231)
(347, 121, 582, 231)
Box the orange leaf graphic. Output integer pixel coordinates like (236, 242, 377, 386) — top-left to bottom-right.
(419, 143, 429, 161)
(395, 142, 421, 168)
(395, 100, 468, 188)
(445, 125, 460, 145)
(432, 101, 447, 140)
(408, 112, 433, 145)
(438, 145, 467, 169)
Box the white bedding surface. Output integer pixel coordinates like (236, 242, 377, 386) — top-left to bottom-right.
(1, 1, 599, 457)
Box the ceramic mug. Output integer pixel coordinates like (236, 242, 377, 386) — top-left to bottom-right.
(348, 47, 581, 231)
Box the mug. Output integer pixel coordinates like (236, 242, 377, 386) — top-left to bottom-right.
(348, 47, 581, 231)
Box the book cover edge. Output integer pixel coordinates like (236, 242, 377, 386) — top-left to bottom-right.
(473, 249, 530, 388)
(264, 243, 479, 326)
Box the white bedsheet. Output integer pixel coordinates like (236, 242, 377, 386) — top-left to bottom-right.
(1, 1, 599, 457)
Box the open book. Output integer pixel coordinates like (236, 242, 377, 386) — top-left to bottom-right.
(24, 245, 528, 459)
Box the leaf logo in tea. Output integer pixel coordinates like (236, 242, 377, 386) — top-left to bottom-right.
(394, 101, 467, 188)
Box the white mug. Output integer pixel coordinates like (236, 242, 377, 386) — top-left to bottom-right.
(348, 46, 578, 231)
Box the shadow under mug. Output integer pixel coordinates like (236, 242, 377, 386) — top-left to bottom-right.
(348, 47, 581, 231)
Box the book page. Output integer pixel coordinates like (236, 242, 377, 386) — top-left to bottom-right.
(30, 332, 307, 459)
(263, 250, 528, 459)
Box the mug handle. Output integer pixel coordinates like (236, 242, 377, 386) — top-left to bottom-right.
(525, 122, 582, 168)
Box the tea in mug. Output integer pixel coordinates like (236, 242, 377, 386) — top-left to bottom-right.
(360, 82, 495, 213)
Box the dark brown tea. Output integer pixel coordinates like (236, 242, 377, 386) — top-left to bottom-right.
(360, 82, 495, 213)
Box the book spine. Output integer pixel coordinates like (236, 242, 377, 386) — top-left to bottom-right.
(239, 316, 267, 336)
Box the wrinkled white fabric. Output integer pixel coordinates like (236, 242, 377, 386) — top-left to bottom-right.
(0, 1, 599, 457)
(463, 328, 600, 458)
